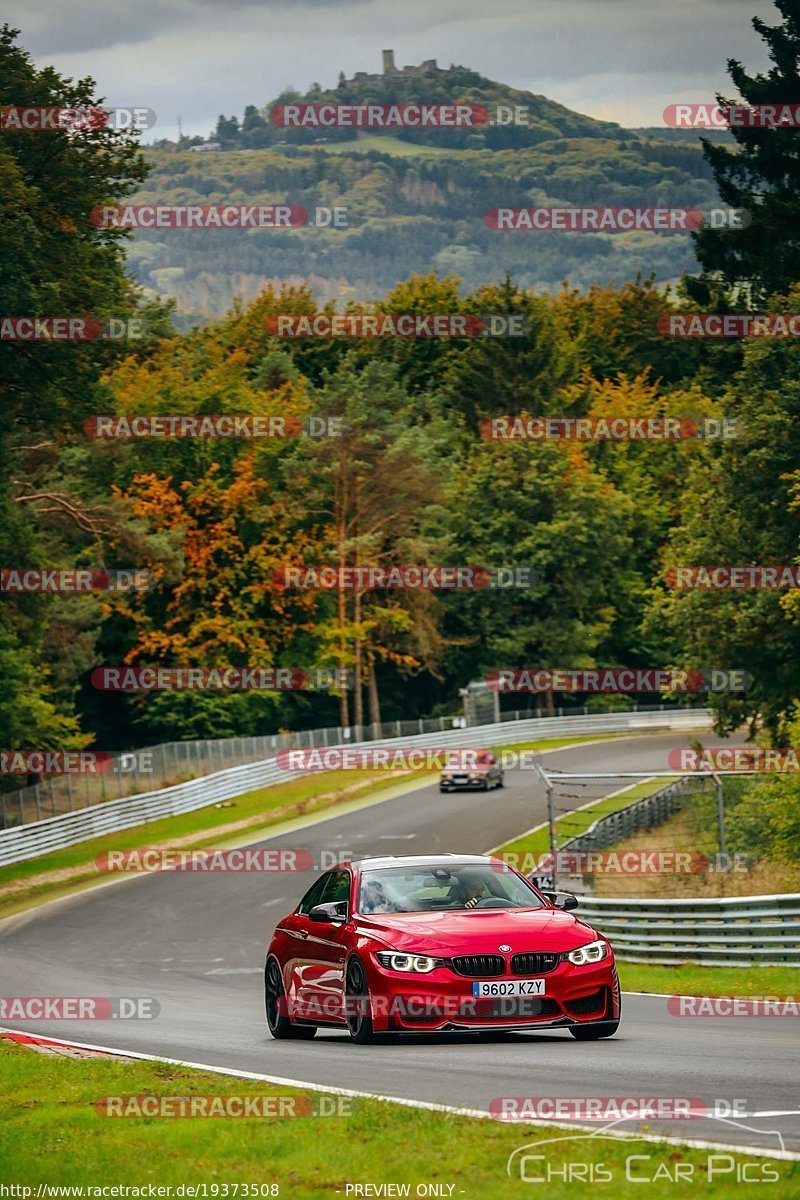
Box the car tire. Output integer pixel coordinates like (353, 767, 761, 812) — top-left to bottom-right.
(345, 957, 377, 1044)
(496, 774, 504, 788)
(265, 958, 316, 1040)
(481, 778, 489, 791)
(569, 1020, 620, 1040)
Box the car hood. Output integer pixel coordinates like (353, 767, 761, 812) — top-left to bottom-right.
(356, 907, 601, 954)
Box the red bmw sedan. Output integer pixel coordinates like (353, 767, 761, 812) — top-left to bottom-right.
(265, 854, 620, 1044)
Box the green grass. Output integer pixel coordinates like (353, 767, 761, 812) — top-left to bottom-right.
(314, 132, 456, 156)
(492, 777, 675, 862)
(617, 962, 800, 997)
(0, 1042, 793, 1195)
(489, 778, 800, 997)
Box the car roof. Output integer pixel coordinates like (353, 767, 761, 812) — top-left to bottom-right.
(344, 854, 503, 870)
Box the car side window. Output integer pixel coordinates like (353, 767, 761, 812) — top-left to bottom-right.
(297, 874, 329, 915)
(320, 869, 351, 909)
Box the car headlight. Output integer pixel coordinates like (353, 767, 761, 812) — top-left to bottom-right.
(441, 773, 452, 780)
(567, 939, 609, 966)
(375, 952, 443, 973)
(468, 772, 481, 780)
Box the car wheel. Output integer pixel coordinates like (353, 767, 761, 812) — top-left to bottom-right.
(569, 1020, 620, 1040)
(496, 774, 504, 788)
(265, 958, 316, 1040)
(345, 957, 376, 1044)
(481, 778, 489, 791)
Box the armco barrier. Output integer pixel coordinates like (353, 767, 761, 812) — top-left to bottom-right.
(577, 893, 800, 967)
(0, 708, 712, 868)
(0, 701, 700, 830)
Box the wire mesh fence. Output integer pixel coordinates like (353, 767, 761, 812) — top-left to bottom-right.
(540, 770, 793, 901)
(0, 702, 691, 831)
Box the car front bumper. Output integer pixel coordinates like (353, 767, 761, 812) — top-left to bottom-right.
(364, 959, 619, 1033)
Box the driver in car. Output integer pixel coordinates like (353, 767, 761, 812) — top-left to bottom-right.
(454, 869, 488, 909)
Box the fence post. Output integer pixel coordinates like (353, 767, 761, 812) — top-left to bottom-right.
(714, 773, 727, 858)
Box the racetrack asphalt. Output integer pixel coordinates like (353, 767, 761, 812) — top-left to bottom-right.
(1, 730, 797, 1156)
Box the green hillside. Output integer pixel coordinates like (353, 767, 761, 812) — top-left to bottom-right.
(129, 63, 721, 322)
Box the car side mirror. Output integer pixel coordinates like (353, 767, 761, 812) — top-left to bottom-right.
(541, 890, 579, 911)
(308, 901, 347, 923)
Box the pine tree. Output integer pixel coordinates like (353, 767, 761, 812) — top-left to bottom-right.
(690, 0, 800, 303)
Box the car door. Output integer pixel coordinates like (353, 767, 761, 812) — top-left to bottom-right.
(280, 872, 329, 1018)
(291, 868, 353, 1023)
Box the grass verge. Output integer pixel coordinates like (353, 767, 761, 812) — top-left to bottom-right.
(492, 777, 673, 862)
(591, 801, 800, 899)
(492, 778, 800, 995)
(617, 962, 799, 997)
(0, 1041, 793, 1195)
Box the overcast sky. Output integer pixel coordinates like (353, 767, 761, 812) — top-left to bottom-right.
(7, 0, 777, 141)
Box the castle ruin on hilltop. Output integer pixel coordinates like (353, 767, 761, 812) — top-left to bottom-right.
(343, 50, 440, 85)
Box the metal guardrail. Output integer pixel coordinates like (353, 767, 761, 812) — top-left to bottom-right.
(577, 893, 800, 966)
(0, 701, 698, 831)
(0, 708, 713, 868)
(554, 777, 800, 966)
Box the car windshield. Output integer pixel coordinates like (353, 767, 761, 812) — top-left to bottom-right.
(357, 862, 545, 914)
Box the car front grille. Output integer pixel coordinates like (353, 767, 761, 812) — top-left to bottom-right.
(449, 954, 505, 977)
(511, 953, 560, 975)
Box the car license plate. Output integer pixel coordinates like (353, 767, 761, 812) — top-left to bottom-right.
(472, 979, 545, 998)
